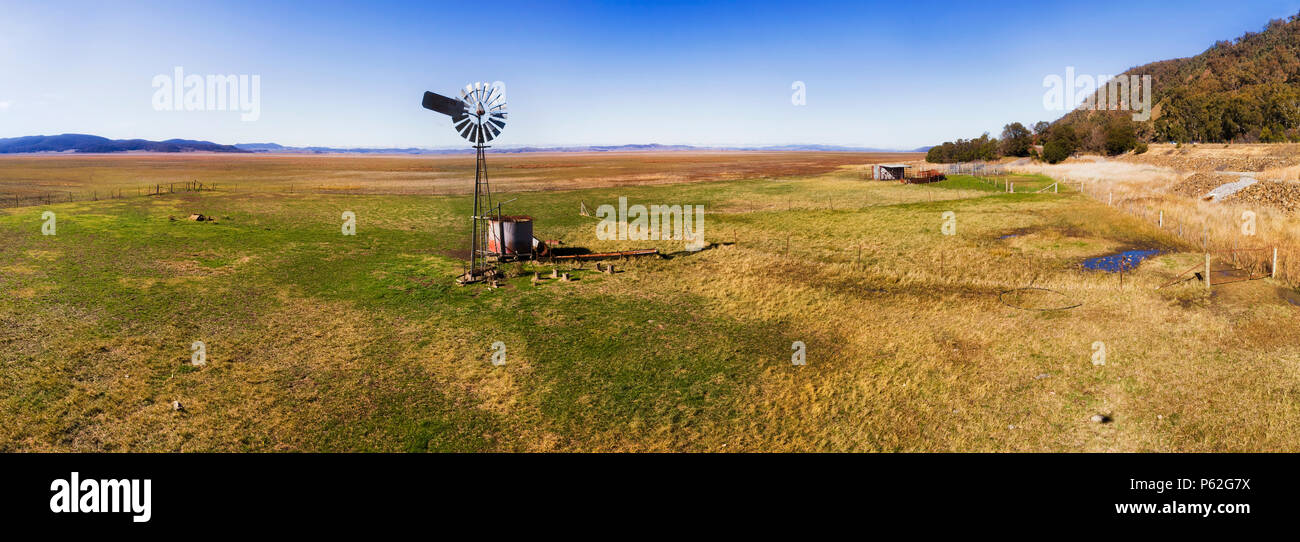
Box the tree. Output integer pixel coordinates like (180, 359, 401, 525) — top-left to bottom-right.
(925, 132, 1001, 163)
(1103, 118, 1138, 155)
(1039, 15, 1300, 145)
(1042, 125, 1077, 164)
(999, 122, 1033, 157)
(1261, 124, 1288, 142)
(1031, 121, 1051, 144)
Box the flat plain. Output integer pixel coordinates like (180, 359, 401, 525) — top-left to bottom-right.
(3, 151, 1299, 452)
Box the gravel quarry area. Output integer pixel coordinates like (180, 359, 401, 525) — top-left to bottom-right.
(1202, 176, 1258, 201)
(1070, 144, 1300, 214)
(1120, 143, 1300, 173)
(1222, 178, 1300, 213)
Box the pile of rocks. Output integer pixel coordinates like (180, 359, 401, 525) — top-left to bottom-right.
(1224, 180, 1300, 214)
(1124, 144, 1300, 172)
(1169, 172, 1225, 198)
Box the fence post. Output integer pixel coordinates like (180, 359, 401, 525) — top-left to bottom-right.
(1205, 253, 1211, 290)
(1273, 247, 1279, 279)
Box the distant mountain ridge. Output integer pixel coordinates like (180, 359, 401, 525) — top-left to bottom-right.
(0, 134, 247, 154)
(0, 134, 925, 155)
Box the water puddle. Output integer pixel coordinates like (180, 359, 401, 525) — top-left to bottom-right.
(1080, 249, 1161, 272)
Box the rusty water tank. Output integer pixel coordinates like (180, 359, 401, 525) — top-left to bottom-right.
(487, 215, 534, 256)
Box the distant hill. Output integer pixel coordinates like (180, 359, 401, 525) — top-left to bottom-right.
(1058, 12, 1300, 144)
(0, 134, 248, 154)
(929, 12, 1300, 163)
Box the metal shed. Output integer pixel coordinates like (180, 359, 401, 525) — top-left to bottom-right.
(873, 163, 911, 180)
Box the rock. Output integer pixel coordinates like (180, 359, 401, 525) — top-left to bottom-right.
(1034, 373, 1050, 380)
(172, 400, 184, 412)
(1090, 414, 1111, 423)
(1170, 172, 1223, 199)
(1225, 179, 1300, 214)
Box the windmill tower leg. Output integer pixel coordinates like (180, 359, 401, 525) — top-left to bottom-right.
(467, 144, 495, 281)
(468, 146, 482, 280)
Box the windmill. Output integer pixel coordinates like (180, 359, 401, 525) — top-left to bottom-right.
(422, 82, 508, 283)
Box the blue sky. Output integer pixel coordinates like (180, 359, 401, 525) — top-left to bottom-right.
(1, 0, 1298, 149)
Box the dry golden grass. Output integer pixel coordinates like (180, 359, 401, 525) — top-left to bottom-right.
(0, 151, 920, 201)
(625, 171, 1300, 451)
(5, 154, 1300, 452)
(1010, 158, 1300, 287)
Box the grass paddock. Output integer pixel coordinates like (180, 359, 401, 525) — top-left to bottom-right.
(3, 157, 1300, 452)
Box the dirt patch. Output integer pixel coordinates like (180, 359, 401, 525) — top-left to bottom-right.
(996, 226, 1047, 239)
(1277, 286, 1300, 307)
(998, 287, 1081, 311)
(438, 247, 471, 260)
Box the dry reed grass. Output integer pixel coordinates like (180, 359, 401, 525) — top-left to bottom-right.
(1011, 159, 1300, 287)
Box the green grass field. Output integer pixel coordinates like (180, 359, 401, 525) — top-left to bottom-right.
(4, 161, 1300, 452)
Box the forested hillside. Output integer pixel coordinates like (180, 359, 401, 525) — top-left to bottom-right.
(929, 12, 1300, 163)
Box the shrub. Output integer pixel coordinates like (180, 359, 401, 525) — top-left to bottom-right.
(1103, 120, 1137, 155)
(1042, 140, 1072, 163)
(1042, 124, 1078, 164)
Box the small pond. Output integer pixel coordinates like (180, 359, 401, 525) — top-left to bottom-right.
(1080, 250, 1162, 272)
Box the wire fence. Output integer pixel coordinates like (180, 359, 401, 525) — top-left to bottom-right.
(0, 181, 219, 209)
(942, 162, 1007, 177)
(0, 181, 482, 210)
(1069, 179, 1292, 288)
